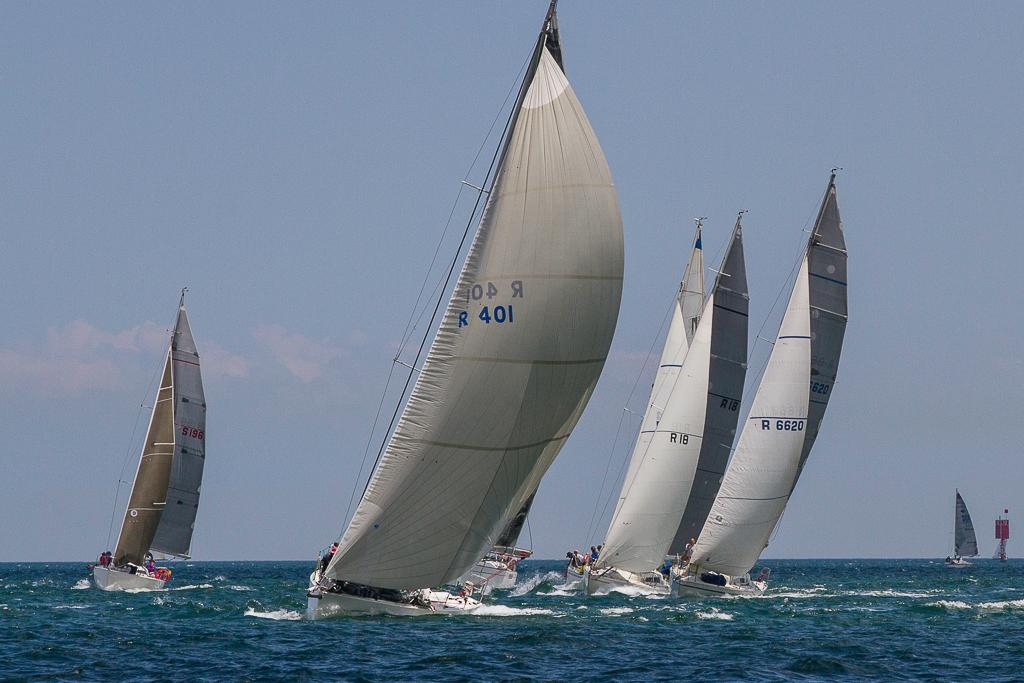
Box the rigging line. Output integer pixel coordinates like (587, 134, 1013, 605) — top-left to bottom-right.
(356, 39, 539, 507)
(395, 54, 531, 357)
(105, 331, 170, 551)
(583, 292, 677, 547)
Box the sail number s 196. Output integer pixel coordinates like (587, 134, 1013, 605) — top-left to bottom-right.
(180, 425, 204, 440)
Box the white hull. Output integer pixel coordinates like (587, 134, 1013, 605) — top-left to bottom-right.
(562, 565, 588, 589)
(307, 587, 480, 618)
(586, 566, 669, 595)
(672, 572, 766, 598)
(92, 566, 167, 592)
(945, 557, 973, 567)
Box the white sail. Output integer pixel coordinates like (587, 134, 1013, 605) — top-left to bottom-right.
(326, 42, 624, 590)
(598, 223, 744, 573)
(691, 176, 847, 577)
(954, 490, 979, 557)
(602, 226, 705, 550)
(151, 297, 206, 558)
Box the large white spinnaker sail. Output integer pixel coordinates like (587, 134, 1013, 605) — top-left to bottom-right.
(690, 175, 847, 578)
(597, 221, 745, 574)
(325, 7, 624, 591)
(954, 490, 979, 558)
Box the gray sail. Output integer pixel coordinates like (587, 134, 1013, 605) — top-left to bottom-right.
(151, 297, 206, 558)
(670, 216, 749, 552)
(955, 490, 979, 557)
(113, 351, 175, 567)
(325, 5, 623, 591)
(494, 491, 535, 549)
(793, 175, 847, 485)
(690, 174, 848, 577)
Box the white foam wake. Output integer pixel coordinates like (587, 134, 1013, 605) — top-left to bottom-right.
(244, 607, 303, 621)
(695, 607, 735, 620)
(72, 579, 90, 590)
(470, 605, 554, 617)
(599, 607, 634, 616)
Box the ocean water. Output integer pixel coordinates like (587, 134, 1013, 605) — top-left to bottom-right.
(3, 559, 1023, 680)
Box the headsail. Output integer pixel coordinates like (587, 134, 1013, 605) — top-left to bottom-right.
(494, 491, 536, 549)
(151, 294, 206, 558)
(597, 222, 744, 573)
(670, 216, 748, 552)
(954, 490, 979, 557)
(113, 350, 175, 567)
(326, 4, 624, 590)
(690, 175, 848, 577)
(603, 224, 705, 556)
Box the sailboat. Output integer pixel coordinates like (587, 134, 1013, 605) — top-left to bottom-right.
(306, 0, 624, 617)
(456, 494, 535, 593)
(587, 218, 747, 595)
(675, 173, 848, 597)
(93, 291, 206, 591)
(945, 490, 979, 566)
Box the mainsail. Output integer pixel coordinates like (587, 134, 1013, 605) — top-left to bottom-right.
(325, 4, 624, 591)
(954, 490, 979, 557)
(597, 221, 744, 574)
(114, 294, 206, 565)
(690, 175, 847, 577)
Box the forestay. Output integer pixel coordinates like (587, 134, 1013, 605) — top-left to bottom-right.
(954, 490, 979, 557)
(151, 302, 206, 558)
(598, 223, 744, 574)
(327, 44, 624, 590)
(691, 176, 847, 577)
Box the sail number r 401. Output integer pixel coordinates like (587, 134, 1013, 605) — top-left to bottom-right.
(459, 306, 514, 327)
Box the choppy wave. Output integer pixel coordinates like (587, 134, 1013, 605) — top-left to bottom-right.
(6, 559, 1024, 679)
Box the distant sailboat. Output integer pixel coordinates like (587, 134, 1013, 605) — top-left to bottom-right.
(307, 0, 624, 617)
(93, 291, 206, 591)
(588, 218, 747, 595)
(676, 173, 848, 597)
(945, 490, 978, 566)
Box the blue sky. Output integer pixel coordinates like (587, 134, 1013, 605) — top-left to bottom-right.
(2, 1, 1021, 561)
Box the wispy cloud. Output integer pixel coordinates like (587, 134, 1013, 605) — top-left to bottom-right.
(201, 341, 251, 379)
(0, 320, 250, 397)
(252, 324, 345, 383)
